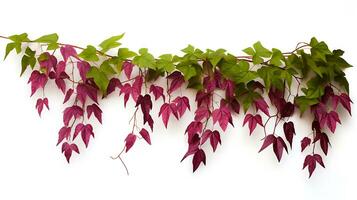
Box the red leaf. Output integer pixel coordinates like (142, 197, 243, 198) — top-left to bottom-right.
(28, 70, 48, 96)
(201, 130, 212, 145)
(76, 83, 98, 104)
(254, 98, 270, 116)
(273, 136, 288, 162)
(36, 98, 49, 116)
(225, 80, 235, 99)
(63, 105, 83, 126)
(194, 106, 210, 121)
(57, 126, 71, 145)
(339, 93, 352, 115)
(203, 76, 216, 93)
(243, 114, 263, 135)
(210, 130, 221, 152)
(87, 104, 103, 124)
(281, 102, 295, 118)
(119, 83, 131, 107)
(139, 128, 151, 145)
(313, 154, 325, 168)
(173, 96, 190, 118)
(63, 89, 74, 104)
(149, 85, 165, 101)
(159, 103, 179, 128)
(73, 123, 84, 140)
(122, 61, 134, 79)
(181, 133, 200, 162)
(283, 121, 295, 148)
(229, 99, 240, 114)
(125, 133, 137, 152)
(317, 132, 330, 155)
(107, 78, 122, 95)
(192, 149, 206, 172)
(62, 142, 80, 163)
(77, 61, 90, 81)
(81, 124, 94, 148)
(301, 137, 311, 152)
(212, 100, 233, 131)
(195, 91, 212, 107)
(322, 111, 341, 133)
(258, 134, 276, 152)
(60, 45, 78, 62)
(39, 52, 57, 74)
(303, 155, 316, 178)
(55, 78, 66, 94)
(167, 71, 184, 94)
(185, 121, 203, 143)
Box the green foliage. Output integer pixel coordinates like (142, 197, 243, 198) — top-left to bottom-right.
(86, 66, 109, 94)
(99, 34, 125, 53)
(79, 45, 99, 61)
(133, 48, 156, 69)
(21, 47, 36, 76)
(243, 41, 272, 64)
(34, 33, 59, 50)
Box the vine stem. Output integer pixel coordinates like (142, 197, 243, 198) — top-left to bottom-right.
(111, 146, 130, 175)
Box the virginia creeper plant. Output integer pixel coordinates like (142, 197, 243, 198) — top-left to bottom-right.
(0, 33, 353, 177)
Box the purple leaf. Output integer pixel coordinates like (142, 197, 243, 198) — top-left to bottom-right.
(28, 70, 48, 96)
(254, 98, 270, 116)
(173, 96, 190, 118)
(63, 89, 74, 104)
(192, 149, 206, 172)
(338, 93, 352, 115)
(167, 71, 185, 94)
(77, 61, 90, 81)
(258, 134, 276, 152)
(57, 126, 71, 145)
(36, 98, 49, 116)
(212, 100, 233, 131)
(243, 113, 263, 135)
(73, 123, 84, 140)
(283, 121, 295, 148)
(87, 104, 103, 124)
(63, 105, 83, 126)
(273, 136, 288, 162)
(125, 133, 137, 152)
(194, 106, 210, 122)
(122, 61, 134, 79)
(107, 78, 122, 95)
(139, 128, 151, 145)
(301, 137, 311, 152)
(149, 85, 165, 101)
(76, 83, 98, 104)
(210, 130, 221, 152)
(60, 45, 78, 62)
(81, 124, 94, 148)
(159, 103, 178, 128)
(61, 142, 80, 163)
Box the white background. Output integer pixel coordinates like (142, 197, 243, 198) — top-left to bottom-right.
(0, 0, 356, 199)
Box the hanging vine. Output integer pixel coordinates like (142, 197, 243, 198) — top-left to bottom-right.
(0, 33, 352, 177)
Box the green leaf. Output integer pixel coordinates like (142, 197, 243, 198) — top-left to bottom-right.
(220, 60, 258, 84)
(301, 53, 323, 77)
(117, 48, 137, 60)
(20, 47, 36, 76)
(253, 41, 272, 58)
(208, 49, 226, 67)
(132, 48, 156, 69)
(177, 64, 197, 80)
(156, 54, 175, 72)
(78, 45, 99, 61)
(4, 43, 16, 60)
(243, 47, 255, 55)
(99, 33, 125, 53)
(100, 60, 116, 76)
(181, 44, 195, 54)
(86, 67, 109, 94)
(269, 48, 284, 66)
(34, 33, 58, 43)
(8, 33, 29, 43)
(252, 54, 264, 64)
